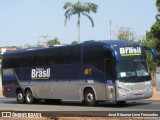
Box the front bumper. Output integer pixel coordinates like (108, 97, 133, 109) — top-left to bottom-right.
(116, 87, 153, 101)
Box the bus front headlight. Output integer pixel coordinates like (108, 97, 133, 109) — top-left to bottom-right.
(118, 87, 129, 93)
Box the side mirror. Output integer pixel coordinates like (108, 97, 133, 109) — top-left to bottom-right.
(144, 47, 157, 61)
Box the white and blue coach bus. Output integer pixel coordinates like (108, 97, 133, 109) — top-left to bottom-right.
(2, 40, 157, 106)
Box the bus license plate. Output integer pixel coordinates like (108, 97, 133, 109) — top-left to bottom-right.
(136, 94, 142, 97)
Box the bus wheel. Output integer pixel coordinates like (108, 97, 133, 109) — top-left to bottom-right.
(116, 101, 126, 105)
(25, 89, 35, 104)
(84, 89, 96, 106)
(16, 90, 25, 104)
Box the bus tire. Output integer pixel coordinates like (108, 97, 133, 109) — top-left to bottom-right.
(25, 89, 36, 104)
(116, 101, 126, 105)
(84, 89, 97, 106)
(16, 90, 25, 104)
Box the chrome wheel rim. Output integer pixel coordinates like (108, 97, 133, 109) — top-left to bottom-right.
(87, 93, 94, 103)
(26, 92, 32, 102)
(17, 93, 23, 100)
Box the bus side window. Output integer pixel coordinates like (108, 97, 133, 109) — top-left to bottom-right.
(83, 45, 104, 72)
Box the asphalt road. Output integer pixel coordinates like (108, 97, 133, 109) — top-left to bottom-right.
(0, 98, 160, 119)
(0, 98, 159, 113)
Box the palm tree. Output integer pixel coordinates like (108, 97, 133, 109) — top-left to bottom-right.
(156, 0, 160, 21)
(63, 1, 98, 43)
(156, 0, 160, 12)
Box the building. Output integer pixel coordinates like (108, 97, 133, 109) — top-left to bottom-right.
(0, 47, 17, 54)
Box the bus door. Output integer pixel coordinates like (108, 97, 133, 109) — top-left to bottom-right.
(104, 59, 116, 101)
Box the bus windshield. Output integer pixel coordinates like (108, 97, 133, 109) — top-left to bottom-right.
(116, 58, 149, 78)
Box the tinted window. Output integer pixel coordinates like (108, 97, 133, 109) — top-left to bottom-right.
(83, 45, 104, 72)
(3, 45, 81, 69)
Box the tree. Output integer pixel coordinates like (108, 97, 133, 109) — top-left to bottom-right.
(138, 0, 160, 71)
(114, 27, 136, 41)
(0, 54, 2, 59)
(63, 1, 98, 43)
(140, 38, 157, 71)
(71, 41, 78, 44)
(144, 22, 160, 69)
(143, 0, 160, 67)
(23, 44, 34, 48)
(47, 37, 61, 46)
(156, 0, 160, 12)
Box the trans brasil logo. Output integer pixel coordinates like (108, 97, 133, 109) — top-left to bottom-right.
(31, 68, 50, 80)
(119, 47, 141, 56)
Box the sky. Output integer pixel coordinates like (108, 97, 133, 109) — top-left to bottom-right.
(0, 0, 158, 46)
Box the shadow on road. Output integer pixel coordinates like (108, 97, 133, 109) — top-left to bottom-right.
(3, 99, 151, 108)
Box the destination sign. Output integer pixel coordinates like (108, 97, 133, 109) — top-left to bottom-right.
(119, 47, 141, 56)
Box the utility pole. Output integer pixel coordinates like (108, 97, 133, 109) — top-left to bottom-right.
(109, 20, 112, 40)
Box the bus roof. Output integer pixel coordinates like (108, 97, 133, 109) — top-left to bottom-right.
(84, 40, 141, 47)
(3, 40, 141, 56)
